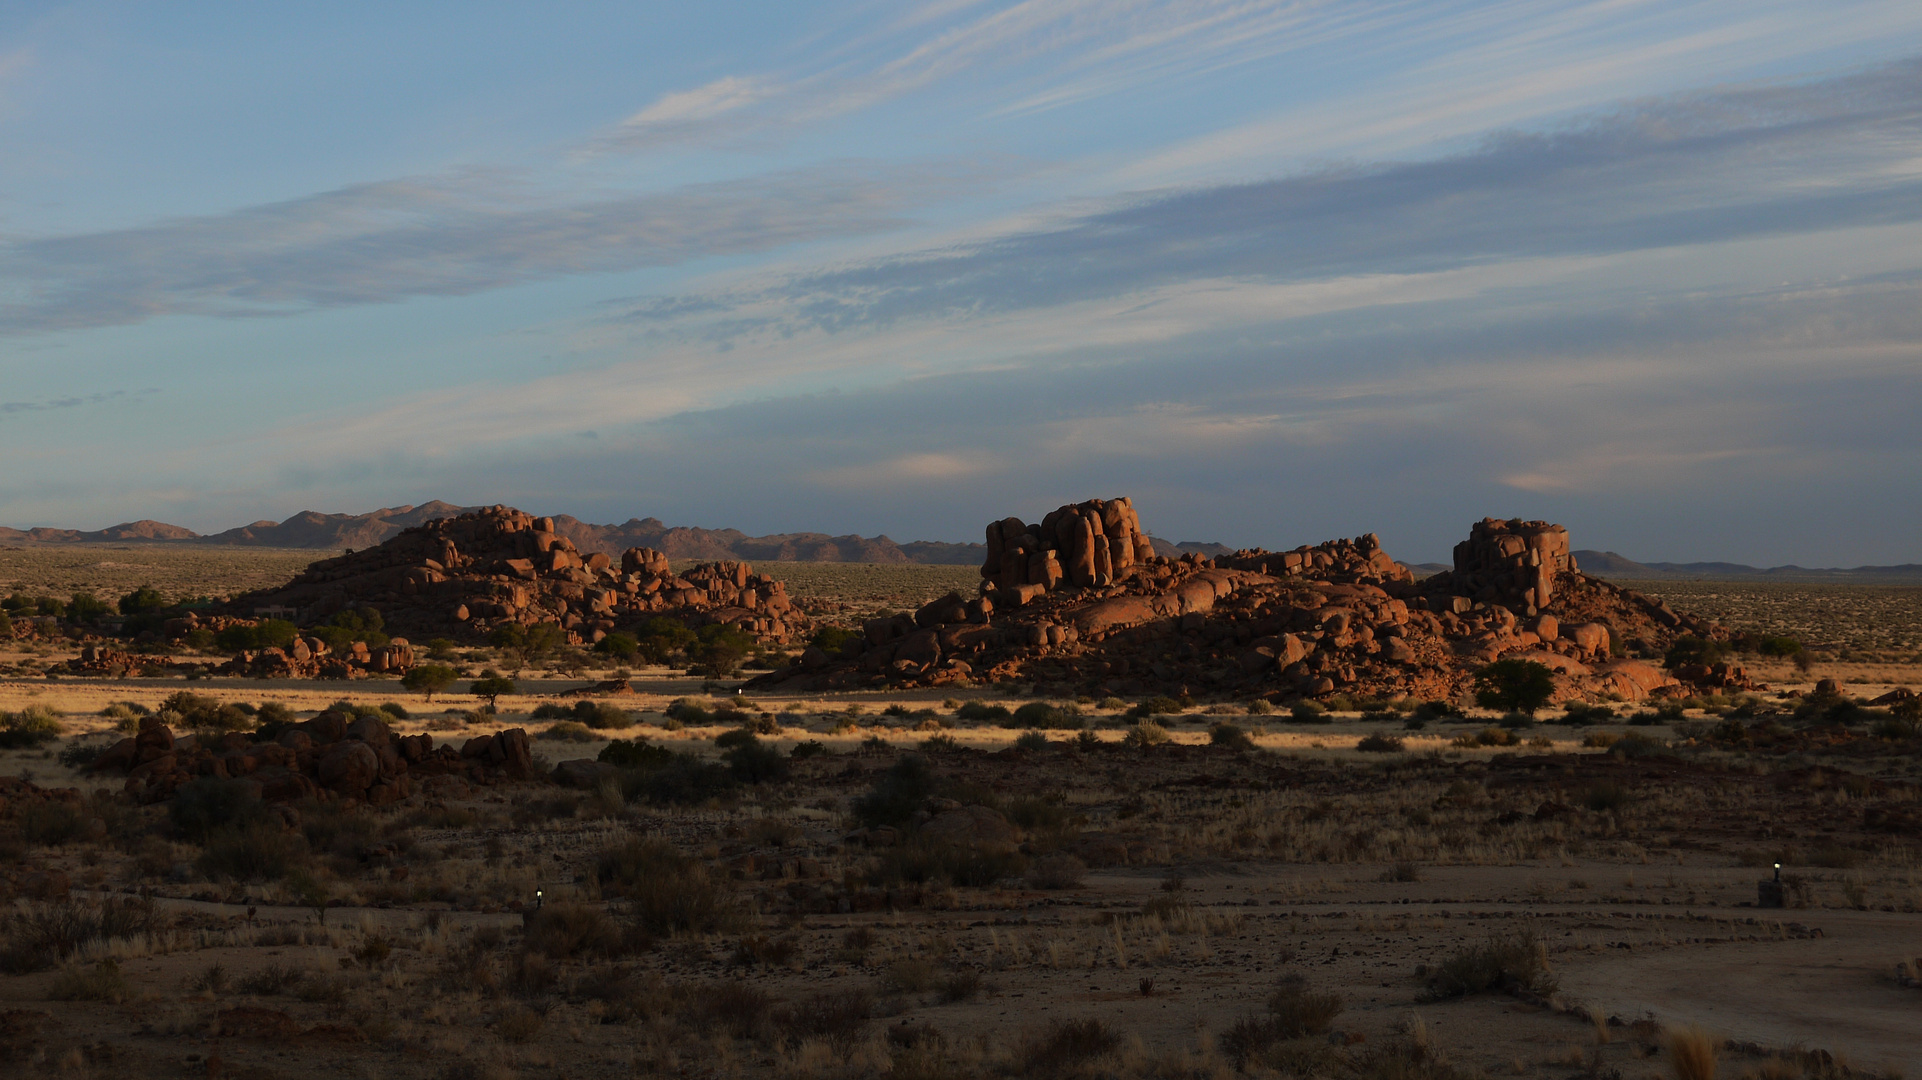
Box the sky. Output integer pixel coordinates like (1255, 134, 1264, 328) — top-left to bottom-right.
(2, 1, 1919, 566)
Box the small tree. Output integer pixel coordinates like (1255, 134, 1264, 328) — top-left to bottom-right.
(593, 632, 640, 660)
(118, 585, 168, 616)
(401, 664, 457, 702)
(488, 622, 566, 671)
(1473, 659, 1556, 715)
(470, 671, 517, 709)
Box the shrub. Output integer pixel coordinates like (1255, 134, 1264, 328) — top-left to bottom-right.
(1560, 702, 1616, 725)
(1474, 659, 1556, 714)
(0, 706, 63, 748)
(1245, 698, 1275, 715)
(597, 839, 746, 936)
(20, 801, 84, 846)
(1426, 930, 1556, 999)
(593, 632, 640, 659)
(809, 626, 862, 654)
(1016, 1018, 1119, 1073)
(197, 821, 306, 882)
(1585, 781, 1631, 812)
(1356, 733, 1404, 753)
(1210, 723, 1256, 750)
(790, 739, 828, 759)
(538, 721, 597, 742)
(49, 958, 129, 1002)
(632, 755, 738, 804)
(1010, 701, 1083, 729)
(1129, 696, 1183, 719)
(597, 737, 675, 769)
(1411, 699, 1464, 722)
(870, 837, 1027, 888)
(1122, 721, 1168, 749)
(573, 700, 634, 730)
(955, 701, 1012, 723)
(1268, 974, 1344, 1037)
(775, 989, 872, 1056)
(171, 776, 270, 842)
(522, 902, 624, 959)
(1013, 730, 1049, 752)
(1026, 853, 1087, 889)
(1290, 701, 1331, 724)
(158, 691, 253, 733)
(720, 733, 790, 784)
(853, 754, 936, 827)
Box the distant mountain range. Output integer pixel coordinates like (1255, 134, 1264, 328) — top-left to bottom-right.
(1569, 550, 1922, 583)
(4, 505, 1911, 579)
(0, 501, 992, 565)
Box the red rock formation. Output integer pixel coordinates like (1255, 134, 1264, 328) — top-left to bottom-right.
(218, 505, 810, 647)
(755, 502, 1735, 704)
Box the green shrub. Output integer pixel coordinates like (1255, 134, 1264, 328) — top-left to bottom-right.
(0, 706, 63, 748)
(574, 700, 635, 730)
(597, 839, 746, 936)
(1290, 701, 1331, 724)
(1559, 702, 1616, 725)
(1013, 730, 1049, 752)
(171, 776, 270, 842)
(853, 754, 937, 827)
(1210, 723, 1256, 751)
(870, 836, 1027, 888)
(539, 720, 598, 742)
(598, 737, 675, 770)
(1122, 721, 1169, 749)
(955, 701, 1011, 723)
(809, 626, 862, 654)
(1355, 733, 1404, 753)
(1129, 696, 1183, 719)
(593, 632, 640, 659)
(197, 821, 306, 882)
(1474, 659, 1556, 714)
(1011, 701, 1083, 729)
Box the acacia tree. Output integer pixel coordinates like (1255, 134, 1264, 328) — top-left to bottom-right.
(401, 664, 457, 702)
(1473, 659, 1556, 715)
(488, 622, 566, 672)
(469, 671, 517, 710)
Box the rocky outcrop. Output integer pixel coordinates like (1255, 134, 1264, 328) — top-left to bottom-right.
(219, 505, 810, 647)
(89, 713, 535, 807)
(754, 501, 1733, 704)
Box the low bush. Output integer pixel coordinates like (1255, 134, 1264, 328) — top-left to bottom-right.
(852, 754, 936, 828)
(597, 737, 675, 770)
(197, 821, 307, 882)
(870, 836, 1027, 888)
(954, 701, 1011, 724)
(538, 720, 598, 742)
(775, 989, 872, 1056)
(597, 839, 747, 936)
(522, 901, 626, 959)
(1290, 702, 1331, 724)
(1026, 852, 1086, 889)
(1013, 730, 1049, 752)
(1425, 930, 1556, 999)
(0, 706, 63, 749)
(1122, 721, 1169, 749)
(574, 700, 635, 730)
(1355, 733, 1405, 753)
(1210, 723, 1256, 750)
(1015, 1018, 1120, 1074)
(1009, 701, 1083, 730)
(1268, 974, 1344, 1037)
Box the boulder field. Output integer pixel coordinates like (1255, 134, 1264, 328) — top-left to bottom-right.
(755, 499, 1750, 703)
(219, 505, 811, 649)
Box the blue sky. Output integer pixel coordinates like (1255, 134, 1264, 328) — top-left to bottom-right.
(2, 1, 1919, 564)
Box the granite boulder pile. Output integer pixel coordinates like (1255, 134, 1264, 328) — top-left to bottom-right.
(755, 500, 1739, 704)
(221, 505, 809, 647)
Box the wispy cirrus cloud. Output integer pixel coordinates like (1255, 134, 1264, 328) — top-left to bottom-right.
(0, 387, 156, 417)
(0, 160, 987, 334)
(614, 59, 1922, 339)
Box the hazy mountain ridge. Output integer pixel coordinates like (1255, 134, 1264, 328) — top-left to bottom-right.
(0, 503, 993, 566)
(4, 508, 1913, 577)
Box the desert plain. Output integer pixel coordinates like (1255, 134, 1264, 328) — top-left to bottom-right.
(1, 539, 1919, 1080)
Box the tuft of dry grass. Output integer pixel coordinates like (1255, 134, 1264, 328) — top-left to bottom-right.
(1665, 1024, 1717, 1080)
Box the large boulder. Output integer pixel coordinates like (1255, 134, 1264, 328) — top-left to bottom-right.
(317, 741, 379, 794)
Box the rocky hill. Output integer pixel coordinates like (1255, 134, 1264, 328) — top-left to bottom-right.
(1, 502, 988, 565)
(753, 500, 1744, 704)
(217, 505, 812, 651)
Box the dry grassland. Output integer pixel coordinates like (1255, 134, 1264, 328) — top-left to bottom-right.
(1, 568, 1919, 1079)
